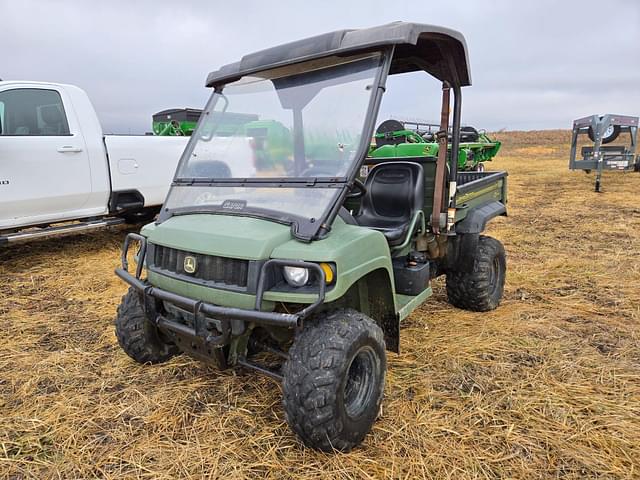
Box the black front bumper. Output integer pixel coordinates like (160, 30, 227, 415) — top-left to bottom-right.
(116, 233, 326, 349)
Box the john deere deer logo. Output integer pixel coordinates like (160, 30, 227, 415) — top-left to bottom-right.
(183, 256, 197, 274)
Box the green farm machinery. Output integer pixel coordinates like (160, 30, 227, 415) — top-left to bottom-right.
(153, 111, 500, 173)
(118, 22, 509, 453)
(152, 108, 203, 136)
(370, 119, 501, 171)
(152, 108, 266, 137)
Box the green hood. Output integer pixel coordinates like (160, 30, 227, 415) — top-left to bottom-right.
(142, 214, 292, 260)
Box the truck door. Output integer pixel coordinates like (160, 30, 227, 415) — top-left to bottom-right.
(0, 86, 92, 227)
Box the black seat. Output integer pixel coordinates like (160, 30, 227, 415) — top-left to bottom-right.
(355, 162, 424, 245)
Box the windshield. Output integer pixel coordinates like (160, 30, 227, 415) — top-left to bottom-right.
(163, 53, 384, 233)
(176, 53, 382, 181)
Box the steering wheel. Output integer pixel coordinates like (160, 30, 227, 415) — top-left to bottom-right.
(347, 178, 366, 199)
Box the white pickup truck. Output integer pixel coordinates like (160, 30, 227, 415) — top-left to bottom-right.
(0, 81, 189, 244)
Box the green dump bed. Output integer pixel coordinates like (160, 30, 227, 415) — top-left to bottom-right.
(455, 170, 508, 224)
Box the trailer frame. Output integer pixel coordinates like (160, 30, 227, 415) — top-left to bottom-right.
(569, 114, 640, 192)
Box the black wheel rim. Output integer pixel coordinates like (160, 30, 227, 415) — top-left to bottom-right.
(489, 256, 501, 295)
(343, 346, 377, 419)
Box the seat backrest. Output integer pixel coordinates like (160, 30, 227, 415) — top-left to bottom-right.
(39, 105, 65, 135)
(358, 161, 424, 224)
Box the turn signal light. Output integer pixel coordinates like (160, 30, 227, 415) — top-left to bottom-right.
(320, 262, 335, 284)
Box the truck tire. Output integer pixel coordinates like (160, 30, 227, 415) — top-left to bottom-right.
(123, 208, 158, 224)
(115, 287, 180, 364)
(446, 235, 506, 312)
(282, 309, 386, 452)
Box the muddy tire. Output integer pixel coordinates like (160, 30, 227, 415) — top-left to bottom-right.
(282, 309, 386, 452)
(446, 235, 506, 312)
(115, 287, 179, 364)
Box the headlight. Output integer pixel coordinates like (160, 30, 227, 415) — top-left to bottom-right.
(283, 266, 309, 287)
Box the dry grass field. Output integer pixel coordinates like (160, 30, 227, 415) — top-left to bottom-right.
(1, 130, 639, 479)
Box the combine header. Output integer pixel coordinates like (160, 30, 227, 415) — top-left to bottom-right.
(370, 119, 501, 171)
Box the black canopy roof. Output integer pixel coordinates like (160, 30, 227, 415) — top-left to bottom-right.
(206, 22, 471, 88)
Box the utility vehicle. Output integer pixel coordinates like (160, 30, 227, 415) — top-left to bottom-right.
(115, 22, 508, 452)
(0, 81, 188, 244)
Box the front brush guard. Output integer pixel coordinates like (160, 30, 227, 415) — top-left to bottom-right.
(115, 233, 326, 354)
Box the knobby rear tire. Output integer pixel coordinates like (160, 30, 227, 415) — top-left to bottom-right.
(446, 235, 506, 312)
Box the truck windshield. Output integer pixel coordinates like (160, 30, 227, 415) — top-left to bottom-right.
(164, 53, 383, 226)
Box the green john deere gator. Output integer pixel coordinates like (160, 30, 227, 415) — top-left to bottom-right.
(115, 22, 508, 452)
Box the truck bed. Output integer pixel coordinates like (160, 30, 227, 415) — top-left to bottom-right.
(104, 135, 189, 207)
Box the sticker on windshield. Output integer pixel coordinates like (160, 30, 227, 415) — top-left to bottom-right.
(222, 199, 247, 211)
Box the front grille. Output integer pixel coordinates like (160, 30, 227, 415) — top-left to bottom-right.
(152, 244, 249, 288)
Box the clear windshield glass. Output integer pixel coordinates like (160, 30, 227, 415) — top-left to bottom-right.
(164, 53, 383, 227)
(175, 53, 382, 182)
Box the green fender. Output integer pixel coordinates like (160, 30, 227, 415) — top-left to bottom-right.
(267, 217, 396, 308)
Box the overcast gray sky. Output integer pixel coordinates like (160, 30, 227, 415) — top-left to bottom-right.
(2, 0, 639, 133)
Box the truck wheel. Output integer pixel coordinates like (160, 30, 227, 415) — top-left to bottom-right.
(282, 309, 386, 452)
(115, 287, 179, 364)
(123, 208, 157, 224)
(446, 235, 506, 312)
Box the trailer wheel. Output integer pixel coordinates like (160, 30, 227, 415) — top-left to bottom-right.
(282, 309, 386, 452)
(446, 235, 506, 312)
(115, 287, 180, 364)
(588, 122, 621, 144)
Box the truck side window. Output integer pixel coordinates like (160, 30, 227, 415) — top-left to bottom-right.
(0, 89, 70, 136)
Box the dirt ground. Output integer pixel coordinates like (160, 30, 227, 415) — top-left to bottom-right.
(1, 130, 639, 479)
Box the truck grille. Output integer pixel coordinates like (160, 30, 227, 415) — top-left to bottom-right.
(151, 245, 249, 288)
